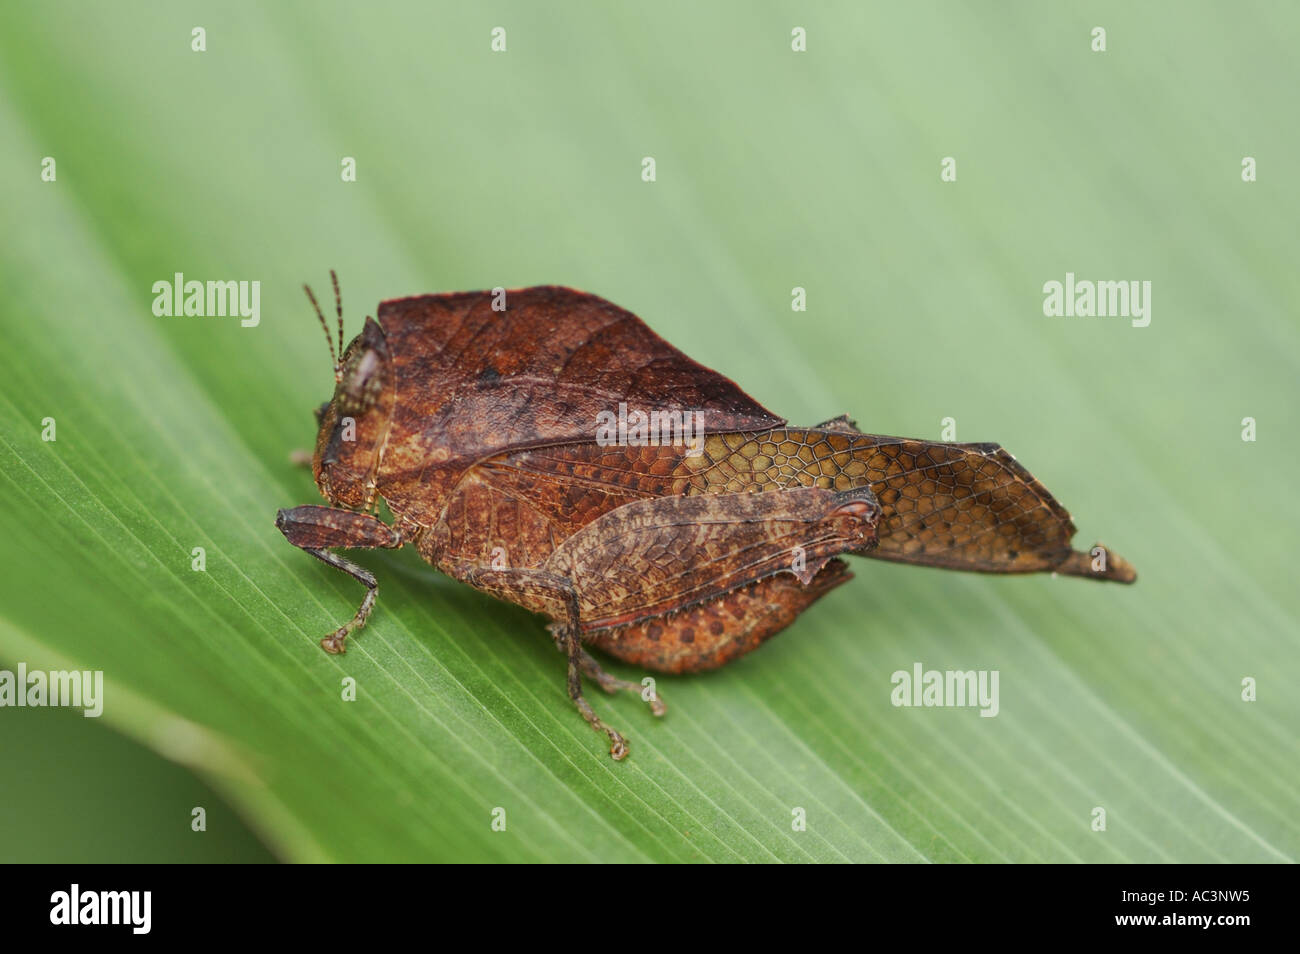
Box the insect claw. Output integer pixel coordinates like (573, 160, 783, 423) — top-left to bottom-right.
(609, 735, 629, 760)
(321, 628, 350, 654)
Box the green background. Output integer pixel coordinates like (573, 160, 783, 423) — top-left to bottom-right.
(0, 1, 1295, 862)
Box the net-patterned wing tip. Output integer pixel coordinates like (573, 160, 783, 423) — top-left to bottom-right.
(1053, 543, 1137, 584)
(838, 434, 1136, 582)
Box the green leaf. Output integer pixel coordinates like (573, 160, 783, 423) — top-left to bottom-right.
(1, 1, 1296, 862)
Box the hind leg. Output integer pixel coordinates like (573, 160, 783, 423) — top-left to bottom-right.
(564, 642, 668, 717)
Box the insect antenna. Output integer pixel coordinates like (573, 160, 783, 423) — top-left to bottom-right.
(330, 269, 345, 369)
(304, 275, 342, 382)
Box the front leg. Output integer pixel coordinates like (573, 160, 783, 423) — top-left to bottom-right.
(276, 505, 403, 653)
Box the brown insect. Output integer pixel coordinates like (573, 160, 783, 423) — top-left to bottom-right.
(277, 275, 1136, 760)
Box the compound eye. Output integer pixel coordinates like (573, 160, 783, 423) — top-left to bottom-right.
(313, 401, 330, 426)
(338, 348, 384, 414)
